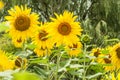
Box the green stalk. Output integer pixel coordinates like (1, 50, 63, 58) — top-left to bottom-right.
(55, 49, 61, 80)
(55, 52, 59, 80)
(46, 49, 50, 80)
(83, 43, 87, 80)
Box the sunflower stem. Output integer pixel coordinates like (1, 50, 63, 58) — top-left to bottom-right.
(83, 43, 87, 80)
(55, 49, 60, 80)
(46, 49, 50, 80)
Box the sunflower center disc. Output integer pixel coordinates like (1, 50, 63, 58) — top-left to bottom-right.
(14, 16, 30, 31)
(116, 47, 120, 59)
(15, 57, 22, 67)
(104, 58, 111, 64)
(58, 22, 71, 35)
(39, 30, 48, 41)
(94, 49, 100, 57)
(17, 38, 22, 43)
(69, 44, 77, 50)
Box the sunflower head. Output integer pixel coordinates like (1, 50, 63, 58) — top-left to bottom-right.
(111, 43, 120, 70)
(97, 53, 115, 72)
(90, 48, 101, 58)
(32, 23, 54, 50)
(65, 42, 82, 56)
(48, 11, 82, 46)
(12, 38, 24, 47)
(103, 54, 111, 64)
(38, 30, 48, 41)
(5, 5, 39, 47)
(34, 48, 51, 57)
(15, 57, 27, 68)
(50, 11, 82, 36)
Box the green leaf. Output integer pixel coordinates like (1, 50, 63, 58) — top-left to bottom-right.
(33, 66, 47, 77)
(70, 64, 84, 68)
(58, 59, 71, 72)
(101, 49, 109, 54)
(0, 22, 9, 32)
(13, 71, 42, 80)
(30, 58, 48, 64)
(26, 43, 36, 50)
(86, 72, 103, 79)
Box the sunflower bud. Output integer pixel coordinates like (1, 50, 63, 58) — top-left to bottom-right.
(81, 34, 91, 43)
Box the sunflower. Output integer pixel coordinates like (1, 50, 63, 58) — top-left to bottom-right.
(90, 48, 101, 58)
(96, 46, 115, 71)
(14, 57, 27, 69)
(5, 5, 39, 47)
(90, 48, 102, 62)
(0, 1, 4, 10)
(48, 11, 82, 47)
(12, 37, 24, 47)
(34, 48, 51, 57)
(111, 43, 120, 70)
(0, 50, 14, 71)
(97, 53, 114, 72)
(32, 23, 54, 56)
(65, 42, 82, 56)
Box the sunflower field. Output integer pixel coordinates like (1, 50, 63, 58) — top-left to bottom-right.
(0, 0, 120, 80)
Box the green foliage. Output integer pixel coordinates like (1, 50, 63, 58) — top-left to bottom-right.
(13, 71, 42, 80)
(0, 22, 9, 33)
(0, 0, 120, 80)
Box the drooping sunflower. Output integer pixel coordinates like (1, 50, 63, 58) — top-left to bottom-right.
(5, 5, 39, 47)
(111, 42, 120, 70)
(32, 23, 54, 56)
(14, 57, 27, 69)
(0, 50, 14, 71)
(0, 1, 4, 10)
(65, 42, 82, 56)
(48, 11, 82, 47)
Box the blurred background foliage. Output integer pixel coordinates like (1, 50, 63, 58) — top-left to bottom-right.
(0, 0, 120, 79)
(0, 0, 120, 48)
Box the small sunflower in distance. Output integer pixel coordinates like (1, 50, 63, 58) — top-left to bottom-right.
(90, 48, 101, 58)
(111, 42, 120, 70)
(0, 1, 4, 10)
(5, 5, 39, 47)
(12, 38, 24, 47)
(90, 48, 102, 62)
(34, 48, 51, 57)
(97, 53, 114, 72)
(32, 23, 54, 56)
(14, 57, 27, 69)
(65, 42, 82, 56)
(48, 11, 82, 47)
(0, 50, 14, 71)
